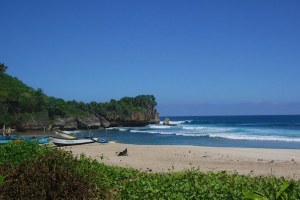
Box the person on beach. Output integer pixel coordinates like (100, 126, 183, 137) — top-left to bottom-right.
(2, 125, 5, 136)
(5, 127, 11, 138)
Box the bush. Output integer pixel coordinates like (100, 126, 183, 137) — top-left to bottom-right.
(1, 143, 299, 199)
(0, 142, 52, 167)
(0, 151, 101, 200)
(121, 171, 300, 200)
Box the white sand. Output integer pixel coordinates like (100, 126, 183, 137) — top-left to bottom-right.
(59, 143, 300, 179)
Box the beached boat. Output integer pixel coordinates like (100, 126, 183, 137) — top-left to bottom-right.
(52, 137, 95, 146)
(21, 137, 50, 144)
(0, 135, 21, 144)
(55, 131, 77, 139)
(0, 139, 12, 144)
(92, 138, 109, 144)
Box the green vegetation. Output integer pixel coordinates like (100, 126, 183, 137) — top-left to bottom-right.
(0, 63, 157, 129)
(244, 180, 290, 200)
(0, 143, 299, 199)
(0, 63, 8, 73)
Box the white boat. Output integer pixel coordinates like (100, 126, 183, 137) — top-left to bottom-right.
(55, 131, 77, 139)
(52, 137, 95, 146)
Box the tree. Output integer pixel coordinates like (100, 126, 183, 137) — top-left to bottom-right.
(0, 63, 8, 73)
(35, 88, 45, 111)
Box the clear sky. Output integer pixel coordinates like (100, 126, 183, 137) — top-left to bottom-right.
(1, 0, 300, 116)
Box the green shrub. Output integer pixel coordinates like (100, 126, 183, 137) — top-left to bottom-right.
(0, 143, 299, 199)
(121, 171, 300, 200)
(0, 151, 100, 200)
(0, 142, 52, 167)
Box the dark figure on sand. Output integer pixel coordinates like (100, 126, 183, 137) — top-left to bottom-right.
(117, 148, 128, 156)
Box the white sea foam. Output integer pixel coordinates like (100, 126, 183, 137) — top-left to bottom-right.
(107, 127, 128, 131)
(169, 120, 187, 125)
(148, 125, 171, 129)
(130, 130, 174, 135)
(159, 120, 191, 125)
(130, 125, 300, 142)
(182, 126, 208, 130)
(208, 133, 300, 142)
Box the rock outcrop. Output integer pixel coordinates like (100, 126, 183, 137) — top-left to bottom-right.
(77, 115, 101, 130)
(16, 111, 50, 132)
(53, 117, 78, 130)
(16, 120, 48, 132)
(148, 110, 160, 124)
(103, 109, 160, 127)
(163, 118, 170, 125)
(16, 119, 49, 132)
(97, 115, 110, 128)
(15, 107, 160, 132)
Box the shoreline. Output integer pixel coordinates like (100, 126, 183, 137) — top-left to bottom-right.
(60, 143, 300, 180)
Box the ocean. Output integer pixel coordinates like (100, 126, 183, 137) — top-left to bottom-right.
(74, 115, 300, 149)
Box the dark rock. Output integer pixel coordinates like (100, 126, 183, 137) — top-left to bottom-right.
(77, 115, 101, 129)
(64, 121, 78, 130)
(53, 118, 65, 127)
(53, 117, 78, 130)
(149, 111, 160, 124)
(16, 112, 50, 132)
(16, 119, 49, 132)
(104, 108, 160, 127)
(96, 115, 110, 128)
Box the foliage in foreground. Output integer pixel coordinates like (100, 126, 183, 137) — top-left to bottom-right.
(0, 142, 53, 167)
(0, 143, 300, 199)
(0, 151, 100, 200)
(243, 180, 290, 200)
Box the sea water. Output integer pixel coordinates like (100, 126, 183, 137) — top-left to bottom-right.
(77, 115, 300, 149)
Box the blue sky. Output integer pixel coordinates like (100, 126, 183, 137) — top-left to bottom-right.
(1, 0, 300, 116)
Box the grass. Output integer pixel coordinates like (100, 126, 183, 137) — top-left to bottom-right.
(0, 143, 299, 199)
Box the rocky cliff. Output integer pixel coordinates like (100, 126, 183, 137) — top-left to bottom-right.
(17, 111, 160, 131)
(0, 65, 160, 132)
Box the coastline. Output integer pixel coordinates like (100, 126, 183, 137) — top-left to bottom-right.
(60, 143, 300, 180)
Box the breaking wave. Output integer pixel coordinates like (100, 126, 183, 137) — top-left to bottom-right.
(130, 124, 300, 142)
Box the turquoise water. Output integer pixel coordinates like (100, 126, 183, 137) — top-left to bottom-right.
(72, 115, 300, 149)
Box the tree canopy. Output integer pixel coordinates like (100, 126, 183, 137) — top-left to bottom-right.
(0, 63, 8, 73)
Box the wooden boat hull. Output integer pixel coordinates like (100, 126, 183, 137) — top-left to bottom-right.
(52, 138, 95, 146)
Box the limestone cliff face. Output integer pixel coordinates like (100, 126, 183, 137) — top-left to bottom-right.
(15, 111, 51, 132)
(52, 115, 101, 130)
(53, 117, 78, 130)
(15, 109, 160, 131)
(16, 119, 50, 132)
(77, 115, 101, 129)
(49, 110, 160, 131)
(104, 109, 160, 127)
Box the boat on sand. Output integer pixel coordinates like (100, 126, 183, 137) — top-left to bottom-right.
(92, 138, 109, 144)
(55, 131, 77, 139)
(52, 137, 95, 146)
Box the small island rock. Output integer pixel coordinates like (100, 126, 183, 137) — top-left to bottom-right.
(163, 118, 170, 125)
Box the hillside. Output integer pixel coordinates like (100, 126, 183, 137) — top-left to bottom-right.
(0, 63, 160, 131)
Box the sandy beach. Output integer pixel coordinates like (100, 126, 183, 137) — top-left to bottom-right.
(59, 143, 300, 180)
